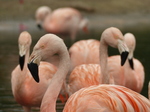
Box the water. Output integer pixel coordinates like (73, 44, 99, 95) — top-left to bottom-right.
(0, 14, 150, 111)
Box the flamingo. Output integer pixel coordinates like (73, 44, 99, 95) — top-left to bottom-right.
(60, 39, 100, 101)
(66, 27, 129, 96)
(27, 29, 150, 112)
(59, 39, 100, 97)
(123, 33, 145, 93)
(69, 39, 100, 71)
(66, 30, 145, 97)
(64, 85, 150, 112)
(39, 7, 89, 42)
(35, 6, 52, 29)
(11, 31, 57, 112)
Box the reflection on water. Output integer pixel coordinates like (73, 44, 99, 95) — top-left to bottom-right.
(0, 19, 150, 111)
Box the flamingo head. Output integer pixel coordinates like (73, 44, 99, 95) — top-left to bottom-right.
(28, 34, 66, 82)
(35, 6, 51, 30)
(101, 27, 129, 66)
(18, 31, 32, 70)
(124, 33, 136, 70)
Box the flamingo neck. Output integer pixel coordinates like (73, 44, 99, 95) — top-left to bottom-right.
(100, 40, 109, 84)
(25, 49, 30, 67)
(21, 48, 30, 75)
(17, 47, 30, 88)
(41, 47, 70, 112)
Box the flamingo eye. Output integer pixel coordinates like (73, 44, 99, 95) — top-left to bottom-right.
(41, 45, 45, 49)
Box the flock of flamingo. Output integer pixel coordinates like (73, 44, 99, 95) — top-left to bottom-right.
(11, 5, 150, 112)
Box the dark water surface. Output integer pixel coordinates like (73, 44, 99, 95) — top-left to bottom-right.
(0, 14, 150, 111)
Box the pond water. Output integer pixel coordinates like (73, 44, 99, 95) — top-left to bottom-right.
(0, 14, 150, 111)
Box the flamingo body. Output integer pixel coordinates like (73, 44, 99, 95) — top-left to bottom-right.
(67, 31, 144, 96)
(69, 39, 100, 71)
(64, 85, 150, 112)
(12, 62, 56, 106)
(68, 64, 100, 95)
(43, 7, 88, 41)
(124, 58, 144, 92)
(11, 31, 57, 112)
(66, 27, 129, 96)
(123, 33, 145, 93)
(67, 55, 124, 96)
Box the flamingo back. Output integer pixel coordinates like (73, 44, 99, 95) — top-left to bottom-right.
(43, 7, 82, 34)
(63, 85, 150, 112)
(69, 39, 100, 71)
(68, 64, 100, 95)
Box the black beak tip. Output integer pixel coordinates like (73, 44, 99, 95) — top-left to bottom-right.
(121, 51, 129, 66)
(27, 63, 39, 83)
(37, 24, 42, 30)
(128, 59, 134, 70)
(19, 55, 25, 71)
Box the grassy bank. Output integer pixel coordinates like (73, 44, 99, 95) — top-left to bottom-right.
(0, 0, 150, 20)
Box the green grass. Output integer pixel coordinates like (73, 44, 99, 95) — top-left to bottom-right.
(0, 0, 150, 20)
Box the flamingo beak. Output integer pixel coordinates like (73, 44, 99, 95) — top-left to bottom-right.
(121, 51, 129, 66)
(19, 55, 25, 70)
(19, 44, 26, 70)
(118, 39, 129, 66)
(128, 58, 134, 70)
(27, 53, 40, 83)
(37, 24, 42, 30)
(28, 61, 39, 83)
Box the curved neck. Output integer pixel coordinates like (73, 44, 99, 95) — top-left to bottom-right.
(41, 47, 70, 112)
(25, 49, 30, 67)
(100, 40, 109, 84)
(22, 48, 30, 74)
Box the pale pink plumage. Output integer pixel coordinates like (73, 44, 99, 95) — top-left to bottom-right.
(66, 29, 144, 97)
(27, 29, 150, 112)
(61, 39, 100, 99)
(66, 27, 128, 96)
(123, 33, 145, 93)
(11, 31, 57, 112)
(69, 39, 100, 71)
(68, 64, 100, 95)
(42, 7, 89, 41)
(64, 84, 150, 112)
(35, 6, 52, 28)
(28, 34, 71, 112)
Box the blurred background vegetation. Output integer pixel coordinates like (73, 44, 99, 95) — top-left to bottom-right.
(0, 0, 150, 20)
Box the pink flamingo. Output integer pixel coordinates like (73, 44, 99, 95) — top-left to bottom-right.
(60, 39, 99, 100)
(65, 29, 145, 97)
(66, 27, 129, 96)
(28, 30, 150, 112)
(64, 85, 150, 112)
(11, 31, 57, 112)
(35, 6, 52, 29)
(123, 33, 145, 93)
(37, 7, 89, 42)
